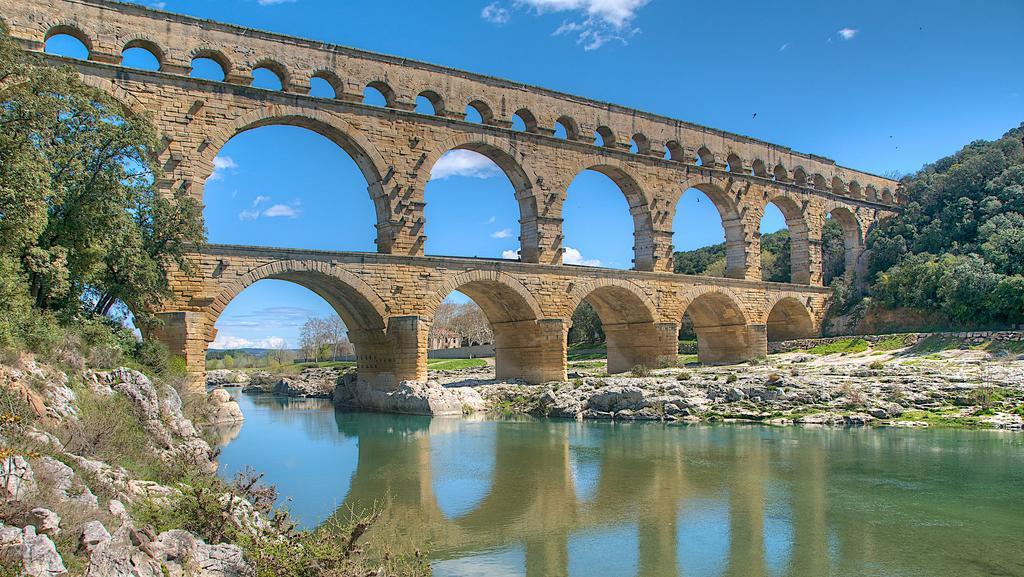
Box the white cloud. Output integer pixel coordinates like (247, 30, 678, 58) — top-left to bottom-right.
(263, 204, 300, 218)
(563, 246, 602, 267)
(491, 228, 514, 239)
(838, 27, 858, 40)
(211, 335, 288, 350)
(482, 2, 511, 24)
(501, 249, 521, 260)
(208, 156, 238, 182)
(485, 0, 650, 50)
(431, 150, 502, 180)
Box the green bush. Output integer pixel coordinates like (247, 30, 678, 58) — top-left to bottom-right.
(807, 338, 870, 355)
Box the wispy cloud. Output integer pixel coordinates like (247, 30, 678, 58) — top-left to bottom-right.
(481, 0, 650, 50)
(501, 249, 521, 260)
(208, 156, 238, 182)
(239, 196, 301, 220)
(778, 42, 790, 52)
(837, 27, 858, 40)
(431, 150, 502, 180)
(563, 246, 602, 267)
(263, 203, 300, 218)
(491, 228, 514, 239)
(210, 334, 289, 350)
(482, 2, 511, 24)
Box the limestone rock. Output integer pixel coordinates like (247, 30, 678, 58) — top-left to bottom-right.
(206, 370, 249, 387)
(78, 521, 110, 555)
(207, 389, 244, 425)
(27, 508, 60, 536)
(35, 456, 98, 509)
(0, 525, 67, 577)
(274, 367, 341, 398)
(0, 456, 36, 501)
(586, 386, 645, 413)
(338, 379, 478, 416)
(84, 525, 246, 577)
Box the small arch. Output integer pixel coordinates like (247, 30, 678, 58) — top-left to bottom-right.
(190, 49, 231, 82)
(848, 181, 863, 199)
(364, 80, 396, 107)
(309, 72, 339, 99)
(568, 280, 661, 374)
(251, 59, 289, 91)
(512, 108, 538, 133)
(121, 38, 163, 71)
(695, 146, 714, 167)
(751, 159, 768, 178)
(555, 116, 579, 140)
(465, 99, 495, 125)
(766, 296, 816, 341)
(680, 289, 752, 365)
(630, 133, 650, 155)
(831, 176, 846, 196)
(864, 185, 879, 202)
(665, 140, 685, 161)
(417, 90, 445, 116)
(595, 126, 616, 148)
(881, 188, 895, 204)
(726, 153, 743, 173)
(773, 163, 789, 182)
(44, 25, 91, 59)
(813, 174, 828, 191)
(792, 167, 808, 186)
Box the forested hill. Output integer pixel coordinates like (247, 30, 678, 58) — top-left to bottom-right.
(673, 123, 1024, 330)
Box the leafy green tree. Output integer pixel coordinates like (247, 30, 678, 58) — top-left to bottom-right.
(568, 301, 604, 344)
(979, 212, 1024, 275)
(0, 29, 204, 328)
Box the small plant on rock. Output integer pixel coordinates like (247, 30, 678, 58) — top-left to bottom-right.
(676, 372, 692, 381)
(726, 374, 738, 384)
(630, 365, 650, 377)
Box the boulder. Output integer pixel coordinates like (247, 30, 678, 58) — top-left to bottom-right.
(34, 457, 97, 509)
(586, 386, 645, 413)
(84, 525, 246, 577)
(0, 524, 67, 577)
(207, 389, 244, 426)
(273, 367, 341, 398)
(27, 508, 60, 536)
(78, 521, 110, 555)
(336, 379, 482, 416)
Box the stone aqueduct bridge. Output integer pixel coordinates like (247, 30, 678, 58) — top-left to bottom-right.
(2, 0, 901, 388)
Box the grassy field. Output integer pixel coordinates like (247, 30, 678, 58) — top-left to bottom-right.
(806, 337, 870, 355)
(426, 358, 489, 370)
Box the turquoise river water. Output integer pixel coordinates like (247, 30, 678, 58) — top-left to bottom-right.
(215, 391, 1024, 577)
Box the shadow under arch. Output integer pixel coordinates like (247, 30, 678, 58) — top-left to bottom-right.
(566, 279, 671, 373)
(564, 162, 656, 271)
(677, 176, 748, 279)
(766, 296, 816, 342)
(681, 288, 754, 364)
(421, 135, 542, 262)
(424, 270, 558, 383)
(200, 107, 394, 249)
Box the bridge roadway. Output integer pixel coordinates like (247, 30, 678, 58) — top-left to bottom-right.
(154, 244, 831, 388)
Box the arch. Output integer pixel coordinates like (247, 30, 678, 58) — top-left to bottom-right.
(310, 70, 341, 99)
(421, 133, 545, 262)
(812, 174, 828, 191)
(595, 126, 617, 148)
(512, 108, 538, 133)
(200, 107, 391, 242)
(565, 278, 657, 325)
(566, 279, 664, 373)
(726, 153, 743, 173)
(44, 23, 93, 54)
(751, 159, 768, 178)
(831, 176, 846, 196)
(761, 195, 811, 284)
(695, 146, 715, 167)
(466, 99, 495, 125)
(773, 163, 789, 182)
(364, 80, 395, 107)
(765, 296, 816, 341)
(675, 176, 747, 278)
(825, 205, 863, 284)
(881, 188, 895, 204)
(864, 184, 879, 202)
(555, 115, 579, 140)
(424, 270, 542, 324)
(208, 260, 388, 341)
(665, 140, 686, 161)
(189, 48, 232, 80)
(848, 180, 863, 199)
(122, 38, 164, 69)
(630, 133, 650, 155)
(792, 167, 808, 186)
(251, 59, 289, 91)
(417, 90, 446, 116)
(679, 288, 753, 365)
(566, 162, 654, 269)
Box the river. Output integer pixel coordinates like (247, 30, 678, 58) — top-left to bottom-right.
(215, 390, 1024, 577)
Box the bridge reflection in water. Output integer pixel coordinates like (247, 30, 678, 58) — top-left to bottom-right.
(216, 393, 1024, 577)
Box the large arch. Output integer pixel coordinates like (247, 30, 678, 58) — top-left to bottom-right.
(566, 279, 673, 373)
(765, 296, 816, 342)
(680, 288, 756, 364)
(760, 195, 812, 285)
(424, 270, 559, 383)
(422, 134, 542, 262)
(199, 106, 394, 249)
(562, 161, 656, 271)
(824, 205, 864, 284)
(675, 176, 748, 279)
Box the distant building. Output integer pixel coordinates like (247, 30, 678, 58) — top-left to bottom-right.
(429, 328, 462, 350)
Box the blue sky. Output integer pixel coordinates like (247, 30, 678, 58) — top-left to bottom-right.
(45, 0, 1024, 349)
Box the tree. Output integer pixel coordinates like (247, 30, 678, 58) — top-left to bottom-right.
(428, 301, 493, 348)
(222, 354, 235, 370)
(0, 29, 204, 327)
(568, 301, 604, 344)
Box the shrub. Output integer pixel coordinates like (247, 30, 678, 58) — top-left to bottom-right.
(676, 372, 692, 381)
(630, 364, 650, 377)
(807, 338, 870, 355)
(725, 374, 738, 384)
(869, 360, 886, 370)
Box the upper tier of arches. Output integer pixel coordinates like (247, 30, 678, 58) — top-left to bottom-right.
(10, 0, 901, 206)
